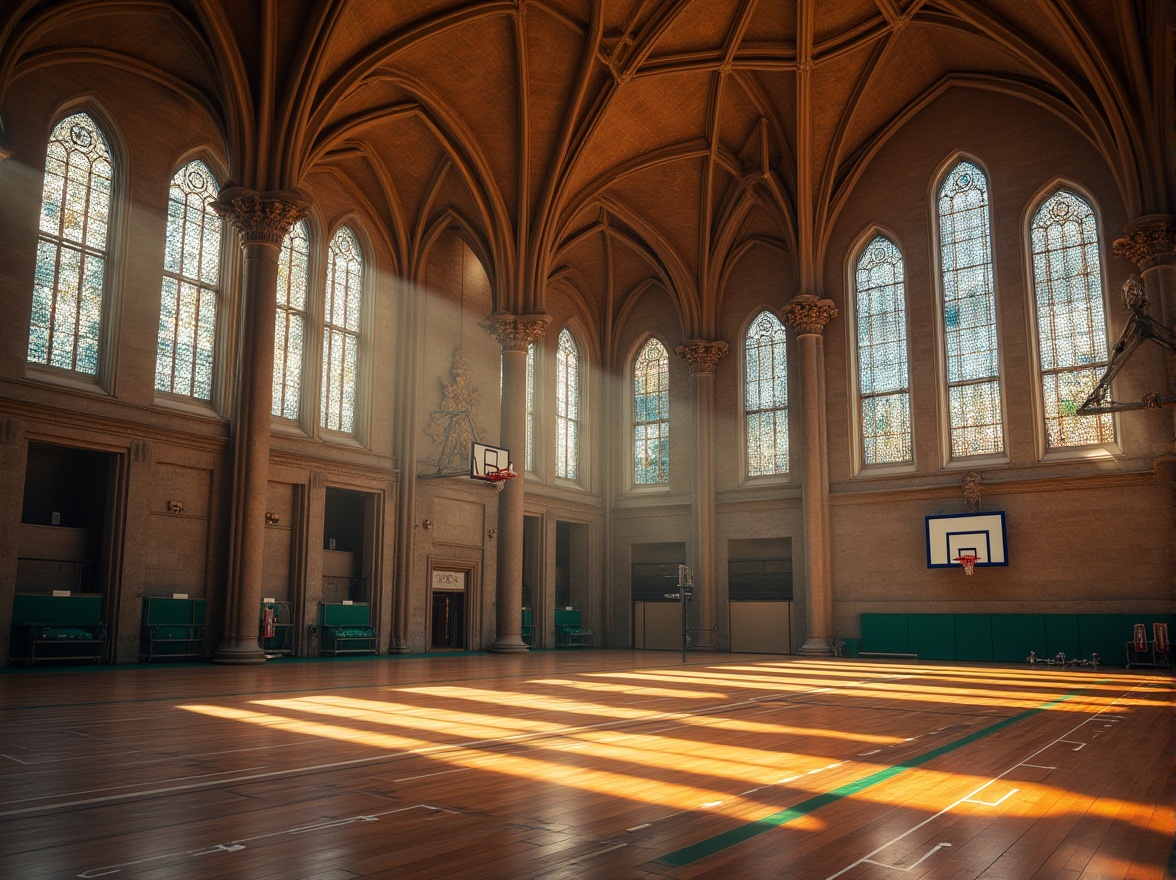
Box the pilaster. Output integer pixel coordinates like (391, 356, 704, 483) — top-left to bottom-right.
(781, 294, 838, 656)
(210, 188, 308, 664)
(481, 312, 551, 652)
(0, 417, 26, 664)
(675, 339, 728, 648)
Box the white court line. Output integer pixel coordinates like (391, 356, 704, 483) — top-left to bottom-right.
(0, 767, 268, 807)
(1060, 740, 1086, 750)
(1019, 764, 1057, 770)
(864, 842, 952, 872)
(824, 682, 1148, 880)
(965, 788, 1018, 807)
(77, 803, 457, 877)
(0, 674, 868, 818)
(393, 767, 472, 782)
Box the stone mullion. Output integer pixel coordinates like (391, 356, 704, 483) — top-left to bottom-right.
(782, 294, 838, 656)
(481, 312, 551, 652)
(211, 188, 308, 664)
(675, 340, 728, 649)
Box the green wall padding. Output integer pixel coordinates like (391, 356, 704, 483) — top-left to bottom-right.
(908, 614, 956, 660)
(954, 615, 993, 661)
(861, 613, 908, 654)
(1044, 615, 1081, 659)
(858, 613, 1173, 665)
(989, 614, 1045, 662)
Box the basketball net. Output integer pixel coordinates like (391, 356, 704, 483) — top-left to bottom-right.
(484, 466, 518, 492)
(953, 554, 978, 576)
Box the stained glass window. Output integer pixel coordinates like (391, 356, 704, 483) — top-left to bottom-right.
(1030, 190, 1113, 447)
(855, 236, 912, 465)
(321, 226, 363, 433)
(745, 311, 789, 476)
(155, 160, 221, 399)
(938, 160, 1004, 457)
(633, 338, 669, 484)
(556, 328, 580, 479)
(273, 220, 310, 419)
(29, 112, 113, 375)
(525, 342, 535, 472)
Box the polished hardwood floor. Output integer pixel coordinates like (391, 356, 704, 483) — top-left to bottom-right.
(1, 651, 1172, 879)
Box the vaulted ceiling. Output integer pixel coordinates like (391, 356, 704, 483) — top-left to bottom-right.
(2, 1, 1170, 339)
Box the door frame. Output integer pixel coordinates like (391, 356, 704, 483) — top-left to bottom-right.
(426, 556, 480, 651)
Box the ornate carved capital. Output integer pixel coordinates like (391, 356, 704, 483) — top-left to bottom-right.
(675, 340, 728, 376)
(211, 186, 310, 245)
(782, 294, 838, 336)
(1113, 215, 1176, 272)
(479, 312, 551, 352)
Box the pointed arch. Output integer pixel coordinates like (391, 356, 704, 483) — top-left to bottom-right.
(321, 224, 365, 434)
(743, 309, 789, 477)
(556, 326, 581, 480)
(1027, 185, 1114, 449)
(934, 155, 1004, 459)
(273, 217, 312, 420)
(632, 335, 670, 485)
(154, 158, 223, 401)
(851, 231, 912, 467)
(28, 109, 116, 378)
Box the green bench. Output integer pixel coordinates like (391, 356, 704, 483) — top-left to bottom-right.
(555, 608, 592, 647)
(317, 603, 377, 656)
(139, 596, 207, 661)
(10, 593, 107, 665)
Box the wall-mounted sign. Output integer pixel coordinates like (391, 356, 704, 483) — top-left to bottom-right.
(432, 570, 466, 591)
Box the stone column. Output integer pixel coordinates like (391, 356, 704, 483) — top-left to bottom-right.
(781, 294, 838, 655)
(481, 312, 550, 652)
(1114, 216, 1176, 443)
(675, 340, 728, 648)
(211, 187, 308, 664)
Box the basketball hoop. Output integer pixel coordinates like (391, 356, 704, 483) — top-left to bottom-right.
(484, 466, 518, 491)
(953, 554, 978, 576)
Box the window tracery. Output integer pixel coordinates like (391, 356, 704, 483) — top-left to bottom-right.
(155, 159, 221, 400)
(556, 328, 580, 480)
(321, 226, 363, 433)
(29, 112, 114, 376)
(273, 220, 310, 420)
(633, 338, 669, 484)
(744, 311, 789, 476)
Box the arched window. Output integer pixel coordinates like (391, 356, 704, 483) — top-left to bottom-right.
(155, 160, 222, 399)
(273, 219, 310, 419)
(524, 342, 535, 472)
(320, 226, 363, 433)
(854, 236, 912, 465)
(556, 328, 580, 479)
(28, 112, 114, 375)
(633, 338, 669, 484)
(745, 311, 789, 476)
(1030, 190, 1114, 447)
(937, 159, 1004, 457)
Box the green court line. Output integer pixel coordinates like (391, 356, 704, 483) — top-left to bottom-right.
(656, 692, 1079, 868)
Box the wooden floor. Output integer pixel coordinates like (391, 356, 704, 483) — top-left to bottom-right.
(0, 651, 1172, 880)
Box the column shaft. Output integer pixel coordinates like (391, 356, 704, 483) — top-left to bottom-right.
(482, 313, 550, 653)
(782, 295, 838, 656)
(211, 188, 307, 664)
(676, 340, 727, 649)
